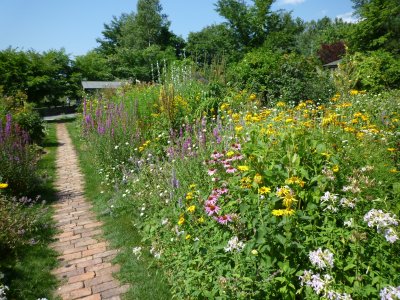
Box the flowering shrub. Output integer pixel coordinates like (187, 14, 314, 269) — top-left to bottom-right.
(0, 192, 49, 261)
(0, 114, 40, 195)
(81, 83, 400, 299)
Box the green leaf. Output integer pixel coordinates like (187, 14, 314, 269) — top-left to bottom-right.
(344, 263, 356, 271)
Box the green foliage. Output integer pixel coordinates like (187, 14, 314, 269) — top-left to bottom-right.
(336, 50, 400, 92)
(216, 0, 304, 52)
(0, 114, 40, 196)
(0, 91, 45, 144)
(0, 48, 31, 96)
(0, 123, 58, 300)
(122, 0, 170, 49)
(296, 17, 353, 57)
(96, 14, 128, 56)
(13, 110, 45, 144)
(186, 24, 239, 64)
(73, 50, 113, 81)
(0, 48, 79, 106)
(228, 48, 335, 104)
(350, 0, 400, 54)
(79, 83, 400, 299)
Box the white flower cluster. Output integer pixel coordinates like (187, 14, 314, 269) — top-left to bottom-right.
(322, 166, 336, 181)
(299, 270, 351, 299)
(0, 284, 8, 300)
(380, 285, 400, 300)
(224, 236, 245, 252)
(320, 192, 339, 212)
(150, 246, 161, 259)
(309, 248, 334, 270)
(339, 197, 357, 209)
(364, 209, 399, 243)
(132, 246, 142, 258)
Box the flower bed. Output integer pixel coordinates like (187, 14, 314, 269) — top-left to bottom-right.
(82, 85, 399, 299)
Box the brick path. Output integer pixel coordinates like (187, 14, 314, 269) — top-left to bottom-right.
(51, 123, 129, 300)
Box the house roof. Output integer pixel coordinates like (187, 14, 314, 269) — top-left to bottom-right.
(81, 81, 124, 89)
(323, 59, 342, 68)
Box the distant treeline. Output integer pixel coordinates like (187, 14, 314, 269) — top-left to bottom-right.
(1, 0, 399, 106)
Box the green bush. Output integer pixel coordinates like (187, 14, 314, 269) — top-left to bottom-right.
(228, 48, 335, 105)
(0, 194, 47, 260)
(0, 114, 40, 195)
(338, 50, 400, 92)
(0, 92, 45, 144)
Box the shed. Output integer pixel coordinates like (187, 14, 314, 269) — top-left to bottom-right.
(81, 81, 124, 90)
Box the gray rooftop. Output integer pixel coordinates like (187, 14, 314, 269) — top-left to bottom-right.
(323, 59, 342, 68)
(81, 81, 124, 89)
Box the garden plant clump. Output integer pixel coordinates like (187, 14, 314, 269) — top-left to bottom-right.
(0, 110, 58, 299)
(80, 76, 399, 299)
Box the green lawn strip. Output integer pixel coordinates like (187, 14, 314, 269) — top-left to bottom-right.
(66, 120, 172, 300)
(3, 122, 59, 300)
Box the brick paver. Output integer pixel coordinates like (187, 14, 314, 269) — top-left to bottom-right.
(51, 123, 127, 300)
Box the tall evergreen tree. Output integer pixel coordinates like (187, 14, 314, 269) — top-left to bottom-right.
(350, 0, 400, 54)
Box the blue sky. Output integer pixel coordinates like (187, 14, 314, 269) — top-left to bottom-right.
(0, 0, 355, 57)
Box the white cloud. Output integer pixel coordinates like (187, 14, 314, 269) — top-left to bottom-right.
(278, 0, 306, 5)
(336, 11, 359, 23)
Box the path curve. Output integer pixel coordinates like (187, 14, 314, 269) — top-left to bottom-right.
(51, 123, 128, 300)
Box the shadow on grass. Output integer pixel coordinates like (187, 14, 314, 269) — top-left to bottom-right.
(45, 116, 77, 124)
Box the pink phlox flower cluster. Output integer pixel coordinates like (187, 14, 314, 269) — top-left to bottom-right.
(309, 248, 334, 269)
(224, 236, 245, 252)
(364, 209, 399, 243)
(380, 286, 400, 300)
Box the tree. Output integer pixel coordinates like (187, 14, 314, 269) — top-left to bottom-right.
(350, 0, 400, 54)
(0, 48, 30, 96)
(73, 51, 113, 81)
(262, 12, 304, 53)
(120, 0, 171, 49)
(96, 14, 129, 56)
(317, 41, 346, 64)
(296, 17, 353, 57)
(26, 49, 73, 106)
(216, 0, 256, 49)
(186, 24, 237, 63)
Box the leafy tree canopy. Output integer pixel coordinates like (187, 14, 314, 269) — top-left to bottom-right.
(350, 0, 400, 54)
